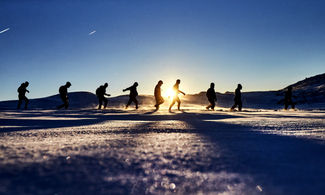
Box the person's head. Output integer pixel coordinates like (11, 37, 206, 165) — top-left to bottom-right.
(158, 80, 163, 86)
(104, 83, 108, 88)
(133, 82, 138, 87)
(24, 81, 29, 87)
(176, 79, 181, 84)
(237, 84, 242, 90)
(288, 86, 292, 91)
(66, 81, 71, 88)
(210, 82, 215, 88)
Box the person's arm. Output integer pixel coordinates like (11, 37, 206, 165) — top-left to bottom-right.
(26, 90, 30, 93)
(105, 93, 111, 96)
(123, 87, 131, 92)
(178, 90, 185, 95)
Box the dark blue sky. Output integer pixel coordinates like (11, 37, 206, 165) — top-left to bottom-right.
(1, 0, 325, 100)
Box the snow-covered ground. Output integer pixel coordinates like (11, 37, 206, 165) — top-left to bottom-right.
(1, 107, 325, 194)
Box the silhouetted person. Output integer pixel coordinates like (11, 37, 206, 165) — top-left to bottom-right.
(231, 84, 242, 111)
(284, 86, 295, 110)
(123, 82, 139, 109)
(17, 81, 29, 109)
(57, 82, 71, 109)
(96, 83, 111, 109)
(169, 79, 185, 112)
(206, 83, 217, 110)
(154, 80, 164, 110)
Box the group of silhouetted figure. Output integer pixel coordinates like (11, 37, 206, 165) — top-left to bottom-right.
(16, 80, 296, 111)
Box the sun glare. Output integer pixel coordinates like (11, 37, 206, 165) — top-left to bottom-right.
(163, 88, 176, 99)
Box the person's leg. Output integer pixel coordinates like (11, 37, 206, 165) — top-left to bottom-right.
(207, 99, 213, 110)
(211, 100, 215, 110)
(57, 96, 65, 109)
(126, 97, 132, 109)
(231, 102, 237, 110)
(154, 97, 159, 108)
(98, 97, 102, 109)
(17, 96, 22, 109)
(169, 99, 176, 111)
(238, 101, 242, 111)
(104, 98, 108, 109)
(284, 101, 288, 110)
(176, 97, 181, 110)
(159, 98, 164, 105)
(64, 98, 69, 109)
(24, 97, 29, 109)
(206, 103, 211, 110)
(289, 100, 295, 109)
(133, 97, 139, 109)
(157, 98, 164, 110)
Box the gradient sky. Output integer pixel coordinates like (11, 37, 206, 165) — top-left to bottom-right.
(1, 0, 325, 100)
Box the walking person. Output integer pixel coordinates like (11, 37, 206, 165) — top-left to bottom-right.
(57, 82, 71, 109)
(154, 80, 164, 111)
(96, 83, 111, 109)
(284, 86, 295, 110)
(123, 82, 139, 109)
(206, 83, 217, 110)
(169, 79, 185, 112)
(17, 81, 30, 109)
(230, 84, 242, 111)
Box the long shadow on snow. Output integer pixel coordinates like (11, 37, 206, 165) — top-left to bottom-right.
(1, 110, 325, 194)
(0, 109, 238, 132)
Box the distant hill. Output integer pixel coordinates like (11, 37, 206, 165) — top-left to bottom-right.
(286, 73, 325, 104)
(184, 73, 325, 109)
(0, 92, 98, 110)
(1, 73, 324, 110)
(0, 92, 155, 110)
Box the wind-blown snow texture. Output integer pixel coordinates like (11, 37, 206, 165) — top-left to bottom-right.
(1, 108, 325, 195)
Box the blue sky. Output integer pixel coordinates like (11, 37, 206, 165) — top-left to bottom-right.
(1, 0, 325, 100)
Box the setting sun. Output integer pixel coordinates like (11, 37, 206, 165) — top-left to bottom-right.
(163, 88, 176, 99)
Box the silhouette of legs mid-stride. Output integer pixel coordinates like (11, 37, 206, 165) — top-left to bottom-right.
(169, 96, 181, 111)
(155, 98, 164, 111)
(98, 96, 108, 109)
(17, 95, 29, 109)
(231, 100, 242, 111)
(57, 95, 69, 109)
(206, 98, 215, 110)
(126, 96, 139, 109)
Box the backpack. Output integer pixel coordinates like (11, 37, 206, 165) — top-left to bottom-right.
(59, 86, 65, 95)
(96, 87, 101, 96)
(17, 85, 23, 94)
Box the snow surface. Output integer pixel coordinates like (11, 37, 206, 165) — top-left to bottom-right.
(1, 107, 325, 194)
